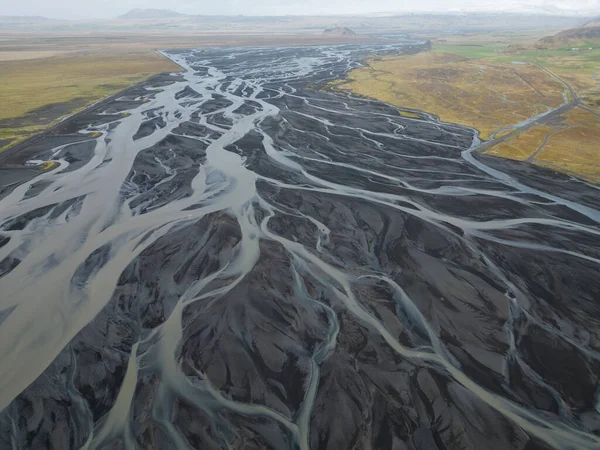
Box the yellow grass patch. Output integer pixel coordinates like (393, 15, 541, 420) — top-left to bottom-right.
(40, 161, 59, 171)
(493, 128, 516, 139)
(486, 125, 554, 161)
(334, 42, 600, 182)
(0, 51, 70, 62)
(535, 116, 600, 183)
(0, 52, 181, 151)
(334, 52, 565, 140)
(0, 53, 180, 122)
(0, 125, 47, 151)
(484, 107, 600, 182)
(397, 110, 422, 119)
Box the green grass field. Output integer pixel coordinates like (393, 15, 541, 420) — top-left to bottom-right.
(433, 44, 504, 59)
(433, 36, 600, 107)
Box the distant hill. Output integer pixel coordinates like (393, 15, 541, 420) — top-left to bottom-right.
(0, 12, 589, 34)
(323, 27, 357, 37)
(0, 16, 52, 23)
(502, 20, 600, 53)
(583, 17, 600, 27)
(536, 25, 600, 48)
(118, 9, 186, 20)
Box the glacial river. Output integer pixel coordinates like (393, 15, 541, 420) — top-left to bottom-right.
(1, 43, 599, 450)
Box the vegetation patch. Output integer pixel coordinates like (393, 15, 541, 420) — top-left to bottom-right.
(397, 110, 423, 119)
(485, 125, 554, 161)
(534, 111, 600, 183)
(0, 52, 180, 152)
(333, 30, 600, 182)
(484, 107, 600, 182)
(332, 51, 565, 139)
(39, 161, 59, 171)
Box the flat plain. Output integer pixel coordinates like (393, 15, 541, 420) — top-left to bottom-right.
(334, 30, 600, 182)
(0, 51, 181, 151)
(486, 106, 600, 182)
(0, 32, 371, 153)
(332, 51, 565, 139)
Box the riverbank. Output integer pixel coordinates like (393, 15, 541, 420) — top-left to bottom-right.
(330, 51, 565, 140)
(0, 43, 183, 152)
(0, 32, 378, 155)
(331, 32, 600, 183)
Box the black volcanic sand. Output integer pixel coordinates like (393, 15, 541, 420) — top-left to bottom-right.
(0, 43, 599, 450)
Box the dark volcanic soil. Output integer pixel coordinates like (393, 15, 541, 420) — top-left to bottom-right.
(0, 44, 599, 450)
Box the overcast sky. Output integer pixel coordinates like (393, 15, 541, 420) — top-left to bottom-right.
(1, 0, 599, 19)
